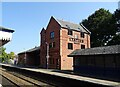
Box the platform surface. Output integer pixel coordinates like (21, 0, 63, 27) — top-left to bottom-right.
(0, 63, 120, 87)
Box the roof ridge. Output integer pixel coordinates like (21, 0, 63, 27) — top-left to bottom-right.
(51, 16, 80, 26)
(0, 26, 14, 32)
(68, 45, 120, 57)
(57, 19, 80, 26)
(80, 23, 91, 34)
(18, 46, 40, 54)
(0, 26, 12, 30)
(51, 16, 90, 33)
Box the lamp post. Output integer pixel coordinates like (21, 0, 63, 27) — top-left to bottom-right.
(46, 42, 49, 69)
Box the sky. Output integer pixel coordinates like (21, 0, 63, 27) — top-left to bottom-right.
(1, 1, 119, 54)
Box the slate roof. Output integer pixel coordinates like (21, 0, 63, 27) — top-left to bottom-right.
(18, 46, 40, 55)
(68, 45, 120, 57)
(53, 16, 91, 34)
(0, 26, 14, 33)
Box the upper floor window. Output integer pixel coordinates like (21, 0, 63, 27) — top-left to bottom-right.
(50, 31, 54, 39)
(68, 30, 73, 35)
(75, 34, 78, 39)
(81, 32, 85, 38)
(68, 43, 73, 50)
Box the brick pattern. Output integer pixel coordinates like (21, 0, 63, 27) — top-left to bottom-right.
(18, 54, 25, 66)
(40, 29, 47, 68)
(60, 28, 90, 70)
(40, 17, 90, 70)
(40, 18, 61, 69)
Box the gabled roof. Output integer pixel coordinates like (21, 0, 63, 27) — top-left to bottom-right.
(40, 27, 46, 34)
(52, 16, 91, 34)
(68, 45, 120, 57)
(18, 46, 40, 55)
(0, 26, 14, 33)
(27, 46, 40, 53)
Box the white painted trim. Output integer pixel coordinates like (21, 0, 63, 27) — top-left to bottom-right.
(0, 31, 13, 40)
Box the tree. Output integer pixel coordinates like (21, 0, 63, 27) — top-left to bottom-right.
(82, 8, 116, 47)
(114, 9, 120, 29)
(107, 34, 120, 45)
(0, 47, 16, 63)
(8, 52, 15, 60)
(0, 47, 8, 62)
(107, 9, 120, 45)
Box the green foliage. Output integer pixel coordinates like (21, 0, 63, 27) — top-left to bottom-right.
(0, 47, 7, 62)
(113, 9, 120, 32)
(8, 52, 15, 60)
(107, 9, 120, 45)
(107, 34, 120, 45)
(82, 8, 119, 47)
(0, 46, 15, 63)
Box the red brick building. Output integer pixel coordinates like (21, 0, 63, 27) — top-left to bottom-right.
(18, 46, 40, 67)
(40, 16, 91, 70)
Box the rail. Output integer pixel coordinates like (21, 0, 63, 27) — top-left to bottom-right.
(0, 63, 120, 87)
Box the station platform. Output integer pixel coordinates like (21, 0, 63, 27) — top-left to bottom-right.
(0, 63, 120, 87)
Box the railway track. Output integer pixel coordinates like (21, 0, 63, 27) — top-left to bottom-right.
(1, 64, 119, 87)
(0, 67, 54, 87)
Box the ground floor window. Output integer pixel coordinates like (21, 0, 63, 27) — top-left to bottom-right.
(49, 42, 55, 48)
(49, 58, 54, 64)
(81, 44, 85, 49)
(68, 43, 73, 50)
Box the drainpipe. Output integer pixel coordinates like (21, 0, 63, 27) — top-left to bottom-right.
(46, 42, 49, 69)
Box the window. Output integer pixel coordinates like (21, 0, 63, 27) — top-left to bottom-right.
(68, 30, 73, 35)
(49, 42, 55, 48)
(50, 58, 54, 64)
(53, 58, 54, 64)
(53, 42, 55, 47)
(81, 32, 85, 38)
(50, 32, 54, 39)
(49, 43, 52, 48)
(81, 45, 85, 49)
(75, 35, 78, 39)
(50, 58, 52, 64)
(68, 43, 73, 50)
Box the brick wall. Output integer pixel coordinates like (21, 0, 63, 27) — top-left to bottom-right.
(18, 53, 25, 66)
(40, 17, 90, 70)
(40, 29, 47, 68)
(60, 28, 90, 70)
(40, 17, 61, 69)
